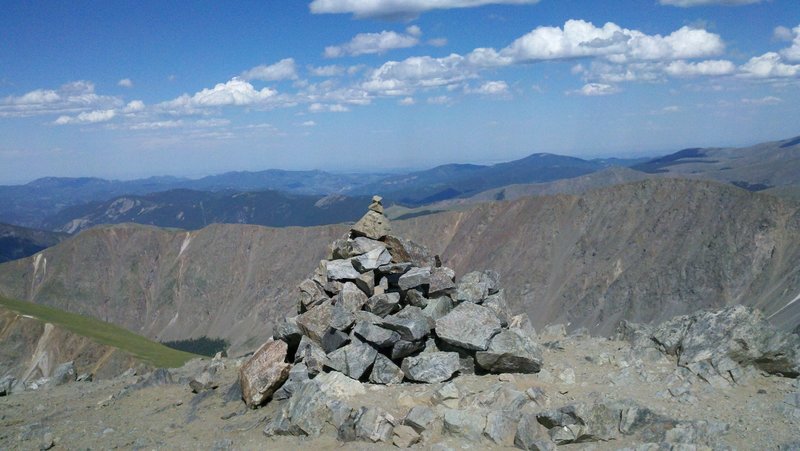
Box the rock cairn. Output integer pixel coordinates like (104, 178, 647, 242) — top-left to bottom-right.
(238, 196, 543, 408)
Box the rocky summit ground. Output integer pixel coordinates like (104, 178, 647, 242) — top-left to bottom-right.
(1, 319, 799, 451)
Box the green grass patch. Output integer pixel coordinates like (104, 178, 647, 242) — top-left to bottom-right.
(0, 295, 199, 368)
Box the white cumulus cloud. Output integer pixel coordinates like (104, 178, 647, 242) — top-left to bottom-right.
(241, 58, 298, 81)
(741, 96, 782, 105)
(309, 0, 541, 19)
(665, 60, 736, 77)
(158, 78, 279, 114)
(0, 81, 121, 118)
(54, 109, 116, 125)
(571, 83, 620, 96)
(118, 78, 133, 88)
(779, 25, 800, 62)
(122, 100, 146, 113)
(470, 80, 511, 96)
(739, 52, 800, 78)
(491, 20, 724, 65)
(325, 28, 421, 58)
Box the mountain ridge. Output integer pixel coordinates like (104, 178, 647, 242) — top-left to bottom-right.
(2, 178, 798, 354)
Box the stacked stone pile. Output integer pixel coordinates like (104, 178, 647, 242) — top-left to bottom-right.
(238, 196, 542, 408)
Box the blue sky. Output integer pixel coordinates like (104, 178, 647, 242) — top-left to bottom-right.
(1, 0, 799, 183)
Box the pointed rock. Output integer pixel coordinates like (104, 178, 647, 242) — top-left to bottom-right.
(351, 210, 391, 240)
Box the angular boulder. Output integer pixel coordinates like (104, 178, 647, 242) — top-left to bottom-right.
(476, 329, 543, 374)
(296, 303, 334, 345)
(382, 306, 432, 341)
(239, 339, 292, 408)
(401, 352, 460, 383)
(370, 354, 404, 384)
(351, 210, 391, 240)
(436, 302, 502, 351)
(326, 341, 378, 380)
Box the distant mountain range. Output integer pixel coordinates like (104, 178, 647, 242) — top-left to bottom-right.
(347, 154, 648, 205)
(0, 170, 385, 229)
(632, 135, 800, 191)
(1, 135, 799, 235)
(42, 190, 373, 234)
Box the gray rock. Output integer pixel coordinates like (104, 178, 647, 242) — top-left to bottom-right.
(273, 315, 303, 352)
(239, 339, 292, 408)
(536, 401, 651, 445)
(314, 371, 366, 398)
(51, 361, 76, 386)
(391, 339, 425, 360)
(272, 363, 310, 401)
(382, 306, 432, 341)
(455, 280, 489, 304)
(404, 288, 429, 308)
(442, 408, 486, 441)
(401, 352, 460, 383)
(376, 262, 413, 277)
(329, 304, 355, 331)
(326, 341, 378, 380)
(398, 267, 431, 291)
(515, 411, 555, 451)
(404, 405, 436, 433)
(365, 292, 401, 317)
(352, 247, 392, 273)
(484, 410, 518, 445)
(476, 329, 543, 374)
(321, 328, 350, 354)
(625, 305, 800, 384)
(295, 336, 330, 376)
(483, 290, 510, 326)
(79, 373, 95, 383)
(267, 379, 332, 437)
(189, 370, 219, 393)
(323, 280, 344, 296)
(434, 382, 460, 408)
(326, 259, 361, 281)
(335, 282, 368, 313)
(296, 303, 334, 345)
(297, 278, 328, 313)
(351, 210, 392, 240)
(353, 271, 375, 297)
(369, 195, 384, 213)
(435, 302, 502, 351)
(353, 236, 386, 255)
(422, 296, 453, 322)
(353, 406, 396, 443)
(370, 354, 405, 384)
(383, 235, 436, 268)
(456, 270, 498, 303)
(354, 321, 401, 348)
(393, 424, 420, 448)
(429, 266, 456, 295)
(355, 310, 384, 324)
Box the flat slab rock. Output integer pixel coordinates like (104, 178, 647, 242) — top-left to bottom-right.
(435, 302, 502, 351)
(401, 352, 460, 383)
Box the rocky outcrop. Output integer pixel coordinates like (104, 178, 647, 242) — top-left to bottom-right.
(619, 305, 800, 386)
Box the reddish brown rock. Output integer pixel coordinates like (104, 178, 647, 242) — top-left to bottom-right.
(239, 339, 291, 408)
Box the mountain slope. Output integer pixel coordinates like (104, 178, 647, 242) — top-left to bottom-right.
(350, 153, 608, 205)
(1, 178, 798, 354)
(0, 296, 197, 386)
(42, 190, 372, 234)
(632, 135, 800, 191)
(0, 223, 67, 263)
